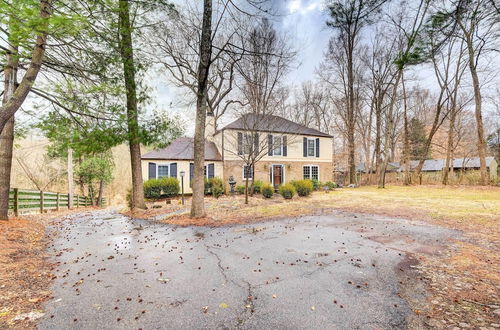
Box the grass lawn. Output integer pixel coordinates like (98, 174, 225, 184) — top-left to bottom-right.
(142, 185, 499, 232)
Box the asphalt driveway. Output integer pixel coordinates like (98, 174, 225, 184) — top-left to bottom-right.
(39, 209, 459, 329)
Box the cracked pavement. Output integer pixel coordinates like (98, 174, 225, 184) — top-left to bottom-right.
(39, 209, 460, 329)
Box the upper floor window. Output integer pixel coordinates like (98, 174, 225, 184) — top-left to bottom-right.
(243, 134, 254, 155)
(273, 136, 282, 156)
(303, 137, 320, 158)
(238, 132, 258, 156)
(268, 134, 287, 156)
(307, 139, 315, 156)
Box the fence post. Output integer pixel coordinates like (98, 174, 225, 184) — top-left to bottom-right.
(76, 195, 79, 208)
(56, 193, 60, 211)
(67, 193, 70, 209)
(40, 191, 44, 214)
(13, 188, 18, 217)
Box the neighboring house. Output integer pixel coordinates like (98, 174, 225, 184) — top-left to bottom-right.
(394, 157, 498, 180)
(141, 114, 333, 193)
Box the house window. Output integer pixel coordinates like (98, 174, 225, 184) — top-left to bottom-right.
(243, 165, 253, 180)
(243, 134, 254, 155)
(303, 165, 319, 181)
(307, 139, 316, 157)
(273, 136, 282, 156)
(158, 165, 169, 178)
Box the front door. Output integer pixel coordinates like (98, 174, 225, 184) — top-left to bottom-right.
(272, 165, 283, 187)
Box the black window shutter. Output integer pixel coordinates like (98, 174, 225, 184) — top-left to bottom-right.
(189, 163, 194, 186)
(303, 137, 307, 157)
(316, 138, 320, 157)
(283, 136, 287, 156)
(170, 163, 177, 178)
(268, 134, 273, 156)
(208, 163, 215, 179)
(148, 162, 156, 180)
(253, 133, 259, 157)
(237, 132, 243, 155)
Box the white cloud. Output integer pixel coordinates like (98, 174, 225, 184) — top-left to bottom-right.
(288, 0, 323, 15)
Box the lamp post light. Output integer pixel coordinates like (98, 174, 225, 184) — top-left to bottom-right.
(180, 170, 185, 205)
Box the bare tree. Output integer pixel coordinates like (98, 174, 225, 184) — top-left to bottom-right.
(378, 0, 430, 188)
(325, 0, 387, 185)
(151, 3, 243, 130)
(231, 17, 296, 203)
(451, 0, 498, 184)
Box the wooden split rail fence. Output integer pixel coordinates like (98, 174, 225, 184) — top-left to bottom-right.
(8, 188, 107, 217)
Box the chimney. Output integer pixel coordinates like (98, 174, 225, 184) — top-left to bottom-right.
(205, 113, 216, 141)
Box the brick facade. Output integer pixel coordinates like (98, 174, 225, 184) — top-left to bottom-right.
(223, 160, 333, 189)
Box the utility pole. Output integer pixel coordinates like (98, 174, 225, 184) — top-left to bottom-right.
(68, 148, 74, 209)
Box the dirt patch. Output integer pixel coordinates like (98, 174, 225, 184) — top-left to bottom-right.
(0, 208, 98, 329)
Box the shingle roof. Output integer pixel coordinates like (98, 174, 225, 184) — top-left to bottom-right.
(141, 137, 222, 161)
(403, 157, 496, 172)
(220, 114, 332, 138)
(452, 157, 495, 168)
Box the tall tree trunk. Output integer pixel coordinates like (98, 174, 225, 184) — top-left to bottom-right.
(0, 32, 19, 220)
(191, 0, 212, 218)
(379, 70, 402, 188)
(118, 0, 146, 209)
(466, 38, 488, 185)
(98, 179, 104, 207)
(347, 43, 356, 185)
(68, 148, 74, 208)
(402, 73, 411, 185)
(373, 91, 383, 185)
(442, 108, 456, 185)
(244, 177, 249, 204)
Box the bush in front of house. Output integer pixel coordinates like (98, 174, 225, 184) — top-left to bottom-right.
(279, 183, 296, 199)
(144, 177, 180, 199)
(236, 185, 246, 194)
(209, 177, 225, 199)
(323, 181, 337, 190)
(291, 179, 314, 197)
(261, 184, 274, 198)
(311, 178, 321, 190)
(253, 180, 263, 193)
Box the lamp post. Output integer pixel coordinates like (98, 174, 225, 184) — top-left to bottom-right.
(180, 170, 185, 205)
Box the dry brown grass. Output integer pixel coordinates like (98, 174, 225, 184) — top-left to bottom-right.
(0, 208, 99, 329)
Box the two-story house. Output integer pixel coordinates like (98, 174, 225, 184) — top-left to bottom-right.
(141, 114, 333, 193)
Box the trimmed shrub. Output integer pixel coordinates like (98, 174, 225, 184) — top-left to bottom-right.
(209, 177, 225, 199)
(236, 185, 246, 194)
(261, 184, 274, 198)
(253, 180, 263, 193)
(204, 178, 211, 195)
(324, 181, 337, 190)
(279, 183, 296, 199)
(144, 177, 180, 199)
(291, 179, 314, 197)
(311, 178, 321, 190)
